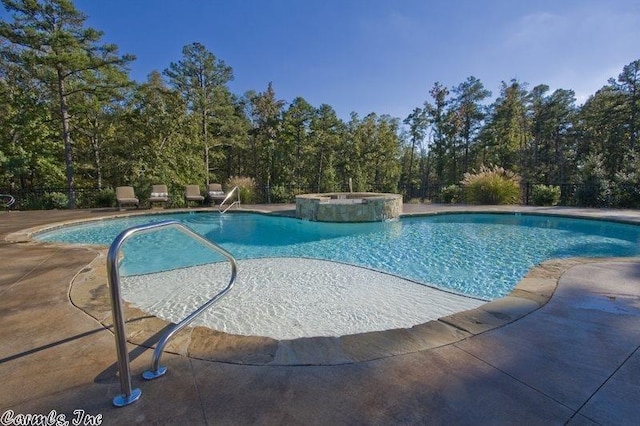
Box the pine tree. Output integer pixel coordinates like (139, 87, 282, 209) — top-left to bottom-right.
(164, 42, 233, 185)
(0, 0, 134, 207)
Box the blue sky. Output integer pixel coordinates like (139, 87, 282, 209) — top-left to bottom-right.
(6, 0, 640, 120)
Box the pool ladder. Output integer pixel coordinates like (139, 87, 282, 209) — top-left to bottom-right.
(106, 220, 238, 407)
(1, 194, 15, 209)
(218, 186, 241, 213)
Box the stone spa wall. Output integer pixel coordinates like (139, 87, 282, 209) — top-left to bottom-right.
(295, 192, 403, 222)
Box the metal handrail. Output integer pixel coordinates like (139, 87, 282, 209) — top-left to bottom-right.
(1, 194, 15, 209)
(218, 186, 241, 213)
(106, 220, 238, 407)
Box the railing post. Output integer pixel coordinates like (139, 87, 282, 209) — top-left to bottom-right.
(106, 228, 142, 407)
(105, 220, 237, 406)
(142, 225, 237, 379)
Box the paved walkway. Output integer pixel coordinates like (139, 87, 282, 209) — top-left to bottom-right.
(1, 205, 639, 425)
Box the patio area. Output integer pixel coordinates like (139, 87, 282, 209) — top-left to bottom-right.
(1, 204, 639, 425)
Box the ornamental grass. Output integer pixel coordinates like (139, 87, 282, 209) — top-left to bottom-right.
(461, 165, 521, 205)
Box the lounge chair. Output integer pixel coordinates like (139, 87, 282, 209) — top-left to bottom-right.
(149, 184, 169, 208)
(184, 185, 204, 207)
(207, 183, 226, 205)
(116, 186, 139, 210)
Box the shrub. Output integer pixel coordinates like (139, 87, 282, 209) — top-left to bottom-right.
(269, 184, 295, 203)
(18, 193, 44, 210)
(573, 154, 613, 207)
(42, 192, 68, 209)
(170, 195, 186, 208)
(530, 184, 561, 206)
(574, 182, 613, 207)
(94, 188, 116, 208)
(612, 156, 640, 208)
(461, 165, 521, 205)
(227, 176, 256, 204)
(613, 178, 640, 208)
(438, 185, 462, 203)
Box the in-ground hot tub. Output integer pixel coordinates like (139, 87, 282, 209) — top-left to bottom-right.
(295, 192, 403, 222)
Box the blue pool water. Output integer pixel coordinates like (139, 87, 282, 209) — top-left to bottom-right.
(36, 212, 640, 300)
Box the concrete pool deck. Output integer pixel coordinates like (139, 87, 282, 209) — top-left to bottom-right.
(1, 204, 640, 424)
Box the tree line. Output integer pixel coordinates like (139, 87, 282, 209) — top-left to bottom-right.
(1, 0, 639, 208)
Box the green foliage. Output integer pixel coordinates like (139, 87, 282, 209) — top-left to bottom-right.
(269, 185, 295, 203)
(573, 154, 613, 207)
(164, 42, 233, 108)
(227, 176, 256, 204)
(170, 195, 187, 209)
(341, 112, 401, 193)
(612, 156, 640, 208)
(461, 165, 521, 205)
(17, 194, 42, 211)
(438, 185, 463, 203)
(163, 42, 237, 190)
(73, 191, 93, 209)
(452, 76, 491, 174)
(423, 82, 450, 184)
(401, 107, 428, 191)
(479, 80, 529, 172)
(530, 184, 561, 206)
(0, 0, 134, 207)
(523, 87, 576, 184)
(1, 2, 639, 210)
(16, 191, 68, 210)
(42, 192, 69, 210)
(94, 188, 116, 208)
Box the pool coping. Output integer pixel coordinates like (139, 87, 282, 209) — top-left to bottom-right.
(8, 206, 640, 366)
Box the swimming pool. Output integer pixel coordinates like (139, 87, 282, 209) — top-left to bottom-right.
(37, 212, 640, 300)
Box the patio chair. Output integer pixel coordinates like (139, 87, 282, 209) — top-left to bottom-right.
(207, 183, 226, 205)
(116, 186, 139, 210)
(148, 184, 170, 208)
(184, 185, 204, 207)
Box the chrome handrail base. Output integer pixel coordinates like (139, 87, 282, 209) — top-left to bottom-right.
(142, 366, 167, 380)
(112, 388, 142, 407)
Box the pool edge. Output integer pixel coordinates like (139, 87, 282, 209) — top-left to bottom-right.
(16, 205, 640, 366)
(70, 248, 628, 366)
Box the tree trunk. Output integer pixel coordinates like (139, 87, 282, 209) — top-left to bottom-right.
(57, 70, 75, 208)
(316, 149, 324, 192)
(407, 137, 416, 195)
(203, 109, 209, 186)
(91, 135, 103, 190)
